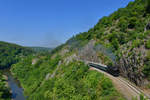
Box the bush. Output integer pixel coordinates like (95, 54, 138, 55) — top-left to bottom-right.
(118, 17, 128, 32)
(99, 16, 112, 27)
(146, 0, 150, 13)
(132, 39, 142, 48)
(11, 54, 125, 100)
(112, 39, 119, 50)
(145, 40, 150, 49)
(0, 72, 11, 100)
(143, 63, 150, 79)
(128, 17, 138, 29)
(143, 51, 150, 79)
(146, 50, 150, 60)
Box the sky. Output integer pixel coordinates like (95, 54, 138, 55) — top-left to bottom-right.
(0, 0, 134, 48)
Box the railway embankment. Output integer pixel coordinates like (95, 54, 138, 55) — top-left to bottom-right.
(90, 67, 150, 100)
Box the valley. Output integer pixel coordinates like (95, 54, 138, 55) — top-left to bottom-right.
(0, 0, 150, 100)
(3, 70, 26, 100)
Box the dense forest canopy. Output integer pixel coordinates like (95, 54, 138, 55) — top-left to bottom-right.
(0, 41, 33, 69)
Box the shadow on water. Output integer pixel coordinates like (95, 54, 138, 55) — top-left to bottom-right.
(3, 70, 26, 100)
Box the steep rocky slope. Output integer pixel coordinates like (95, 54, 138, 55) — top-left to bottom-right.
(9, 0, 150, 99)
(51, 0, 150, 87)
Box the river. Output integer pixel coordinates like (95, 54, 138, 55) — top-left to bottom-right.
(3, 70, 26, 100)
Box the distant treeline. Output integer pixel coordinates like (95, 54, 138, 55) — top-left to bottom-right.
(0, 41, 33, 69)
(29, 47, 53, 53)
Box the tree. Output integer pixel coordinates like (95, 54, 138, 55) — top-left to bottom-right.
(146, 0, 150, 13)
(128, 17, 138, 29)
(112, 39, 119, 50)
(118, 17, 128, 32)
(145, 40, 150, 49)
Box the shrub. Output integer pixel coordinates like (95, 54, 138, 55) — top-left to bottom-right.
(143, 51, 150, 79)
(118, 17, 128, 32)
(112, 39, 119, 51)
(146, 0, 150, 13)
(132, 39, 142, 48)
(143, 64, 150, 79)
(145, 40, 150, 49)
(146, 50, 150, 60)
(128, 17, 138, 29)
(99, 16, 112, 27)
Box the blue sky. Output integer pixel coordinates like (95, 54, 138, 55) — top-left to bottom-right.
(0, 0, 134, 47)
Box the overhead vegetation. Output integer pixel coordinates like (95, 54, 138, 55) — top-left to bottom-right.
(0, 41, 33, 69)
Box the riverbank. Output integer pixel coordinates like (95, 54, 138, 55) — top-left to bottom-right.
(3, 70, 26, 100)
(0, 71, 11, 100)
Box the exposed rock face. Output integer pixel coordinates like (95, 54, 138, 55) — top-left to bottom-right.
(64, 54, 78, 65)
(77, 40, 115, 65)
(117, 44, 147, 86)
(78, 40, 100, 62)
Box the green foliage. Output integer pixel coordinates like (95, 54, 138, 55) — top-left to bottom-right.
(30, 47, 52, 54)
(140, 94, 148, 100)
(145, 40, 150, 49)
(11, 55, 61, 96)
(53, 0, 149, 64)
(99, 16, 112, 27)
(143, 63, 150, 79)
(118, 17, 128, 32)
(146, 0, 150, 13)
(11, 55, 124, 100)
(142, 50, 150, 79)
(0, 41, 33, 69)
(112, 39, 119, 50)
(128, 17, 138, 29)
(132, 39, 142, 48)
(132, 94, 148, 100)
(3, 0, 150, 99)
(0, 71, 11, 100)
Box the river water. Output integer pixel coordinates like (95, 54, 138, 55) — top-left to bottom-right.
(4, 70, 26, 100)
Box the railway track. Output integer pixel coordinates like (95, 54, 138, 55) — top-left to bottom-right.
(118, 77, 150, 99)
(90, 67, 150, 100)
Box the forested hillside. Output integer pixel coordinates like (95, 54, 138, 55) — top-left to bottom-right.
(8, 0, 150, 99)
(11, 53, 125, 100)
(29, 47, 52, 53)
(51, 0, 150, 86)
(0, 41, 33, 69)
(0, 41, 34, 100)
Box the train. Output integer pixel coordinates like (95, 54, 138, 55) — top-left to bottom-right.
(88, 63, 119, 77)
